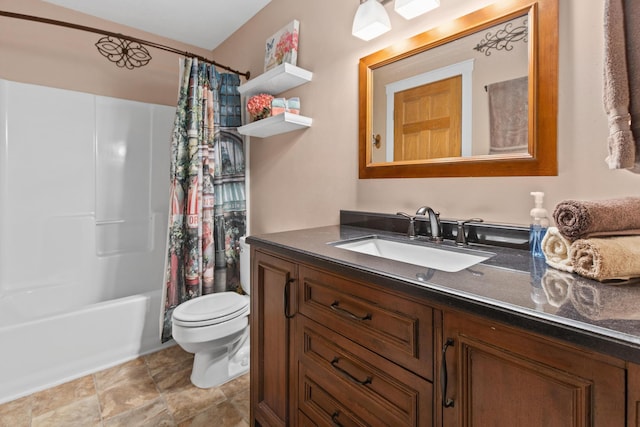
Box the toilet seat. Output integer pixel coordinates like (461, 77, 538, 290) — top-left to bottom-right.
(172, 292, 249, 327)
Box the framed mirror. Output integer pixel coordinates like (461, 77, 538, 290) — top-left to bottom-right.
(359, 0, 558, 178)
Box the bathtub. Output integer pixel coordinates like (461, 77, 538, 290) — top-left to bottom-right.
(0, 212, 172, 405)
(0, 79, 177, 404)
(0, 289, 173, 404)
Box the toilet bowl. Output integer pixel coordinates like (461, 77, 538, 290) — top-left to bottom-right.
(171, 237, 251, 388)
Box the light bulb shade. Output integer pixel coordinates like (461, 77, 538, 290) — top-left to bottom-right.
(394, 0, 440, 19)
(352, 0, 392, 41)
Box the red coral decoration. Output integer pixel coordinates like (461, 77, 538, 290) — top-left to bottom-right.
(246, 93, 274, 121)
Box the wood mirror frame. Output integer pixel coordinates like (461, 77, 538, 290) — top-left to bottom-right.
(358, 0, 558, 178)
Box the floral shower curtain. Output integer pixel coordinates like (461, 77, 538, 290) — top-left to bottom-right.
(161, 58, 246, 343)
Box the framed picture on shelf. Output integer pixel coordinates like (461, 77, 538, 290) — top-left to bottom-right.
(264, 20, 299, 72)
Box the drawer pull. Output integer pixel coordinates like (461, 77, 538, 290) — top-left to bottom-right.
(441, 338, 455, 408)
(331, 411, 344, 427)
(330, 301, 372, 321)
(331, 357, 372, 386)
(284, 278, 296, 319)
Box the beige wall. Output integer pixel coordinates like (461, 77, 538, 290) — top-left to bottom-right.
(4, 0, 640, 236)
(0, 0, 213, 106)
(213, 0, 640, 235)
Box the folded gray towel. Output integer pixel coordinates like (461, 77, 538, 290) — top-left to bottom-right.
(553, 197, 640, 240)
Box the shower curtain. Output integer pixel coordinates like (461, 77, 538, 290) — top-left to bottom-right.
(161, 58, 246, 343)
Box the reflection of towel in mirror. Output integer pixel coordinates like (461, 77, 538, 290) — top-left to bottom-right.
(487, 76, 528, 154)
(541, 227, 573, 272)
(541, 269, 574, 307)
(571, 236, 640, 282)
(569, 276, 640, 320)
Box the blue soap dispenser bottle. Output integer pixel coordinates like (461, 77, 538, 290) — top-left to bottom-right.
(529, 191, 549, 258)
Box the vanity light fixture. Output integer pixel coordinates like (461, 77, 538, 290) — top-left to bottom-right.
(394, 0, 440, 20)
(352, 0, 440, 41)
(352, 0, 392, 41)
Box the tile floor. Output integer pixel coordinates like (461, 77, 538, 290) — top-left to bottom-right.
(0, 345, 249, 427)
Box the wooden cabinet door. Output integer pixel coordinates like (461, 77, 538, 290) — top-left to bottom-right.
(251, 249, 297, 427)
(441, 310, 625, 427)
(628, 362, 640, 427)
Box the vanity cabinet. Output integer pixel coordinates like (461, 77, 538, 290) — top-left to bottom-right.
(251, 248, 435, 427)
(441, 310, 626, 427)
(250, 243, 632, 427)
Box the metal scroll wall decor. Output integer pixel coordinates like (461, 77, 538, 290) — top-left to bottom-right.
(95, 36, 152, 69)
(473, 18, 528, 56)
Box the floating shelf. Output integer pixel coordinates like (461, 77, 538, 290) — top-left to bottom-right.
(238, 63, 313, 98)
(238, 112, 312, 138)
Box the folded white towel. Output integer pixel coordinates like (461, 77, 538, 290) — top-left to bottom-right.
(541, 227, 574, 272)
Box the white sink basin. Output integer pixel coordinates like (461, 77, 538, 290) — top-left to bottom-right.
(332, 236, 494, 272)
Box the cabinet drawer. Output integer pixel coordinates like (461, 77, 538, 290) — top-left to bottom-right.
(298, 316, 433, 426)
(299, 371, 368, 427)
(298, 410, 319, 427)
(298, 265, 433, 379)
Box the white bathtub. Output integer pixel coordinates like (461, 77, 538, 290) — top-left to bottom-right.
(0, 289, 173, 404)
(0, 80, 177, 404)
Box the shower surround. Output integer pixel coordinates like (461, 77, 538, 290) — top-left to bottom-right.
(0, 79, 174, 403)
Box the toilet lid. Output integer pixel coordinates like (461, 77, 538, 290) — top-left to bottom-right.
(172, 292, 249, 327)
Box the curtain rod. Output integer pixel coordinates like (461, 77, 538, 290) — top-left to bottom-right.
(0, 10, 250, 78)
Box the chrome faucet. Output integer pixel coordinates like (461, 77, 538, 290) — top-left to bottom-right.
(415, 206, 442, 242)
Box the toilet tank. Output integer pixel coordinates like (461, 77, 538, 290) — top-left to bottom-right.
(239, 236, 250, 295)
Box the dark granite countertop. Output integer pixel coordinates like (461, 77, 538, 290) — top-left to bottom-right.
(247, 217, 640, 364)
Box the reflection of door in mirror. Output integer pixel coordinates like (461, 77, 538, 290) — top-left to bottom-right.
(393, 76, 461, 161)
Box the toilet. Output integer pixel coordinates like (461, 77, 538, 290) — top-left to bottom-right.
(171, 237, 251, 388)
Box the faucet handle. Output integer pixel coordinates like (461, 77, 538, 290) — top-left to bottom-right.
(455, 218, 483, 246)
(397, 212, 417, 239)
(397, 211, 415, 219)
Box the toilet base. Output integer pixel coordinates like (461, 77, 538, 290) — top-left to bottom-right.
(190, 329, 250, 389)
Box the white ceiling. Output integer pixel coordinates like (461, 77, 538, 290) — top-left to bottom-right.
(42, 0, 271, 50)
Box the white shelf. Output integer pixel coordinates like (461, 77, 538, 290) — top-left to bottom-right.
(238, 112, 312, 138)
(238, 63, 313, 98)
